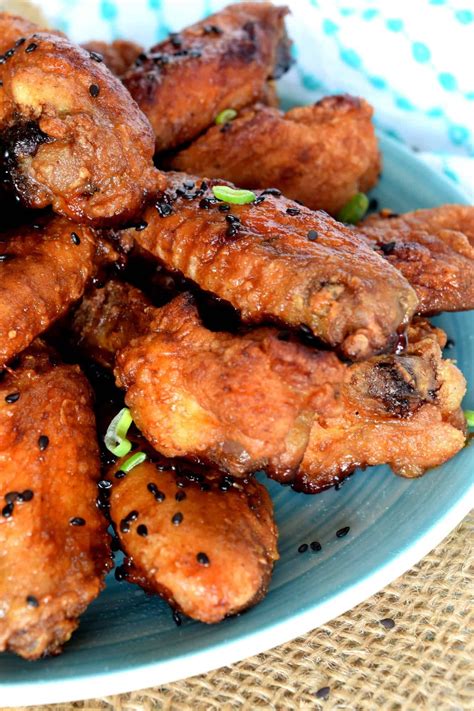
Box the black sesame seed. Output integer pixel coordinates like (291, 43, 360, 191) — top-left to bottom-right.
(188, 49, 202, 58)
(218, 203, 230, 212)
(98, 479, 112, 491)
(0, 81, 3, 87)
(261, 188, 281, 197)
(310, 541, 322, 552)
(0, 55, 5, 65)
(5, 392, 20, 404)
(89, 83, 100, 98)
(380, 617, 395, 630)
(21, 489, 34, 502)
(4, 491, 19, 504)
(120, 519, 130, 533)
(135, 52, 147, 66)
(89, 50, 103, 62)
(70, 516, 86, 526)
(172, 610, 182, 626)
(137, 524, 148, 537)
(25, 42, 38, 53)
(175, 490, 186, 502)
(197, 552, 210, 566)
(26, 594, 39, 607)
(2, 502, 14, 517)
(115, 564, 127, 581)
(298, 543, 308, 553)
(336, 526, 350, 538)
(225, 214, 240, 224)
(315, 686, 330, 700)
(38, 435, 49, 451)
(169, 33, 183, 48)
(147, 482, 165, 502)
(172, 512, 183, 526)
(199, 197, 214, 209)
(379, 241, 396, 255)
(70, 231, 81, 245)
(307, 229, 318, 241)
(115, 469, 126, 479)
(286, 207, 300, 216)
(183, 179, 195, 189)
(203, 24, 223, 34)
(175, 478, 187, 488)
(4, 49, 14, 59)
(15, 38, 26, 47)
(126, 510, 139, 522)
(200, 483, 211, 492)
(156, 199, 173, 217)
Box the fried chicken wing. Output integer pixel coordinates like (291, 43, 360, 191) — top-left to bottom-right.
(0, 12, 47, 52)
(0, 215, 103, 367)
(127, 172, 418, 360)
(82, 39, 143, 76)
(115, 294, 466, 492)
(0, 17, 162, 224)
(123, 2, 292, 152)
(108, 459, 277, 623)
(360, 205, 474, 313)
(168, 96, 381, 215)
(0, 343, 111, 659)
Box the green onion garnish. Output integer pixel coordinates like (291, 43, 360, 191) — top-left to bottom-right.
(121, 451, 147, 472)
(104, 407, 133, 457)
(212, 185, 256, 205)
(215, 108, 237, 125)
(465, 410, 474, 428)
(336, 192, 369, 224)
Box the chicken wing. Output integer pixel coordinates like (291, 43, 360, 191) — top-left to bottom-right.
(0, 215, 105, 367)
(0, 342, 111, 659)
(168, 96, 381, 215)
(108, 458, 277, 623)
(126, 172, 418, 360)
(82, 39, 143, 76)
(123, 2, 292, 153)
(360, 205, 474, 313)
(115, 293, 466, 492)
(0, 16, 162, 225)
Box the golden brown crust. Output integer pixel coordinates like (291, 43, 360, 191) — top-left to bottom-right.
(0, 216, 99, 367)
(115, 295, 466, 492)
(71, 280, 154, 368)
(168, 96, 381, 215)
(360, 205, 474, 314)
(0, 343, 111, 659)
(0, 29, 163, 224)
(0, 12, 49, 53)
(108, 460, 278, 623)
(123, 2, 292, 152)
(128, 172, 418, 360)
(82, 39, 143, 76)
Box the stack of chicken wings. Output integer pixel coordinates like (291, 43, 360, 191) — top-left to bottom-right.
(0, 3, 472, 659)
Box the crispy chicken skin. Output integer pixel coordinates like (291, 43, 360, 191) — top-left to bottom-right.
(128, 172, 418, 360)
(0, 20, 163, 225)
(0, 12, 47, 52)
(123, 2, 292, 152)
(0, 343, 111, 659)
(360, 205, 474, 314)
(168, 96, 381, 215)
(71, 280, 154, 368)
(0, 215, 100, 367)
(108, 459, 278, 623)
(115, 294, 466, 492)
(82, 39, 144, 76)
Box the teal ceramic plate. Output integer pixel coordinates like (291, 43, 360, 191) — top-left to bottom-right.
(1, 135, 473, 706)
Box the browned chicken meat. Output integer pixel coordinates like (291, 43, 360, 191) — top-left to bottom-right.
(82, 39, 144, 76)
(108, 458, 278, 623)
(0, 12, 48, 52)
(359, 205, 474, 314)
(123, 2, 292, 152)
(115, 293, 466, 492)
(0, 215, 105, 367)
(0, 342, 111, 659)
(126, 172, 418, 360)
(0, 14, 163, 225)
(168, 96, 381, 215)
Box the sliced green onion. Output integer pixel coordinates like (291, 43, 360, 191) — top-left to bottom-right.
(336, 192, 369, 224)
(465, 410, 474, 428)
(121, 451, 147, 472)
(104, 407, 133, 457)
(212, 185, 256, 205)
(215, 108, 237, 125)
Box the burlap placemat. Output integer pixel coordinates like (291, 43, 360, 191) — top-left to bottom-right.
(6, 512, 473, 711)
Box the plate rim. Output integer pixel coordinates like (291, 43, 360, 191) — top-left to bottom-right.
(1, 133, 473, 706)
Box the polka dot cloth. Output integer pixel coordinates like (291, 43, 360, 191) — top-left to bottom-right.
(42, 0, 473, 199)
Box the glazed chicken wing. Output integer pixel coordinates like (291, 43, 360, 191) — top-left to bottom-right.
(0, 15, 162, 225)
(82, 39, 143, 76)
(168, 96, 381, 215)
(360, 205, 474, 313)
(126, 172, 418, 360)
(108, 459, 278, 623)
(115, 294, 466, 492)
(123, 2, 292, 153)
(0, 215, 103, 367)
(0, 343, 111, 659)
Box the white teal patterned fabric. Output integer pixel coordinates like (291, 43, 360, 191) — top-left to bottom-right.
(39, 0, 474, 199)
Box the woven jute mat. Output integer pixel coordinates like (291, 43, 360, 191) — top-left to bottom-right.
(7, 512, 473, 711)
